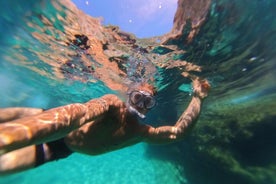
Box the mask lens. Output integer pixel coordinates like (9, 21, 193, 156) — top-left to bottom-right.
(144, 96, 156, 109)
(130, 91, 143, 105)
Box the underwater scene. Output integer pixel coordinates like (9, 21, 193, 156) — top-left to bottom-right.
(0, 0, 275, 184)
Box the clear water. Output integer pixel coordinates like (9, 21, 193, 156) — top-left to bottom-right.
(1, 143, 187, 184)
(0, 0, 275, 184)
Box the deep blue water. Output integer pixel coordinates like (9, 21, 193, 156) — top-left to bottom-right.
(0, 0, 275, 184)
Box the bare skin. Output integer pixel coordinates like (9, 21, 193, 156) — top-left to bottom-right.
(0, 78, 210, 175)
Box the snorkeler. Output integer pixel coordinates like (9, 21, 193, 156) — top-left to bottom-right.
(0, 77, 210, 175)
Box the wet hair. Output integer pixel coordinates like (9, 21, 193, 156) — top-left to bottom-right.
(127, 82, 157, 96)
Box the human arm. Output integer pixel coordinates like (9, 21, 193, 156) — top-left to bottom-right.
(0, 108, 44, 123)
(144, 78, 210, 144)
(0, 94, 122, 155)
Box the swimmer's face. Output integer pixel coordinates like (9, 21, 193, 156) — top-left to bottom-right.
(127, 83, 156, 118)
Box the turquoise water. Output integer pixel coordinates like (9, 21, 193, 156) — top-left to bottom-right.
(1, 143, 186, 184)
(0, 0, 275, 184)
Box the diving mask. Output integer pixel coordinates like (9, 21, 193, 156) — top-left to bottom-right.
(129, 90, 156, 109)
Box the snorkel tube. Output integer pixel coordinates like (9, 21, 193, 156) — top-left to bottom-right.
(128, 105, 146, 119)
